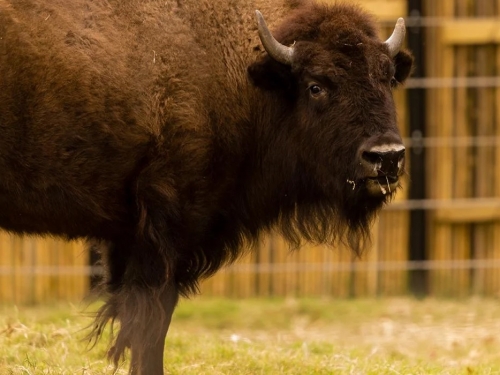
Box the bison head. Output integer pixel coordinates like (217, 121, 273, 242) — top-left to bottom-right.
(247, 4, 413, 250)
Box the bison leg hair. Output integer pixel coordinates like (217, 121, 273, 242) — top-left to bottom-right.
(122, 285, 178, 375)
(90, 240, 179, 375)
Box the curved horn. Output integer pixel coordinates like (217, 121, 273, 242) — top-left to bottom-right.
(385, 18, 406, 58)
(255, 10, 294, 65)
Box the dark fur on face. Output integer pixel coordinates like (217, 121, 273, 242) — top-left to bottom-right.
(247, 2, 412, 255)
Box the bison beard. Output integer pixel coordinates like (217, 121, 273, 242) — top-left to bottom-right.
(0, 0, 413, 374)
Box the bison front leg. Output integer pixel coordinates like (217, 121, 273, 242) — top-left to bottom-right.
(92, 240, 179, 375)
(126, 284, 179, 375)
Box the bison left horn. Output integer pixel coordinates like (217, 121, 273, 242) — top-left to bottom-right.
(255, 10, 294, 65)
(385, 18, 406, 58)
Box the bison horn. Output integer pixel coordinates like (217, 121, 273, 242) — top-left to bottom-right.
(255, 10, 294, 65)
(384, 18, 406, 58)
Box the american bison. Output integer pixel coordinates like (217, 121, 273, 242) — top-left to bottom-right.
(0, 0, 412, 373)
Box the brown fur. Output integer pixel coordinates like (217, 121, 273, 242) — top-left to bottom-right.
(0, 0, 412, 373)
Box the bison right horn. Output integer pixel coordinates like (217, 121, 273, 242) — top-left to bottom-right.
(384, 18, 406, 58)
(255, 10, 294, 66)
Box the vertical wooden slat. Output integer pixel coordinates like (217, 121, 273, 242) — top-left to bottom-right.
(473, 1, 496, 296)
(378, 212, 389, 295)
(493, 0, 500, 298)
(72, 240, 89, 301)
(427, 0, 455, 296)
(293, 243, 305, 297)
(229, 252, 253, 298)
(268, 236, 284, 296)
(379, 210, 408, 296)
(423, 0, 437, 294)
(306, 245, 321, 297)
(256, 238, 271, 297)
(449, 0, 471, 296)
(397, 212, 410, 295)
(330, 244, 349, 298)
(340, 244, 354, 298)
(13, 236, 28, 304)
(0, 233, 14, 302)
(321, 244, 333, 296)
(367, 218, 379, 297)
(56, 240, 67, 300)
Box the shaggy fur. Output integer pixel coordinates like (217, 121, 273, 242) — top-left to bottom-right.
(0, 0, 412, 374)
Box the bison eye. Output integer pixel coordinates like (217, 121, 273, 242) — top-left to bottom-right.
(308, 84, 324, 97)
(390, 77, 398, 88)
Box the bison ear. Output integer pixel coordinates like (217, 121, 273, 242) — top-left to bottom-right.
(394, 49, 413, 84)
(247, 55, 293, 91)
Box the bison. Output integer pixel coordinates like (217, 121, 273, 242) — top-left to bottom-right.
(0, 0, 413, 373)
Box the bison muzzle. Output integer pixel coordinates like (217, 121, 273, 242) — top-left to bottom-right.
(0, 0, 413, 374)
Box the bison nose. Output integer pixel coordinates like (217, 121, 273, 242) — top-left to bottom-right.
(361, 145, 405, 178)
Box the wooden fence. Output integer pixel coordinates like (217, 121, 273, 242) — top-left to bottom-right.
(201, 210, 410, 298)
(424, 0, 500, 296)
(3, 0, 500, 302)
(0, 210, 410, 303)
(0, 233, 88, 304)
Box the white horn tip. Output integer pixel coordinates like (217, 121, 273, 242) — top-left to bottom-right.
(385, 17, 406, 57)
(395, 18, 406, 35)
(255, 10, 263, 22)
(255, 10, 266, 31)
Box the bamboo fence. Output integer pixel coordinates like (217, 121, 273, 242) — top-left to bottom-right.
(424, 0, 500, 297)
(0, 233, 88, 304)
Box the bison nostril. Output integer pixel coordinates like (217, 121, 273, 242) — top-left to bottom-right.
(362, 151, 383, 165)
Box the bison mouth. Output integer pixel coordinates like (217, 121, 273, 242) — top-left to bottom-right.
(365, 175, 399, 196)
(347, 175, 400, 196)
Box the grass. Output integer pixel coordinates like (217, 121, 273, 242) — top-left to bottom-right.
(1, 297, 500, 374)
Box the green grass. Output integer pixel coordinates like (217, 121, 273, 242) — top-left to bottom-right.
(1, 297, 500, 374)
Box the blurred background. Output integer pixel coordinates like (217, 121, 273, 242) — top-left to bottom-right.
(2, 0, 500, 304)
